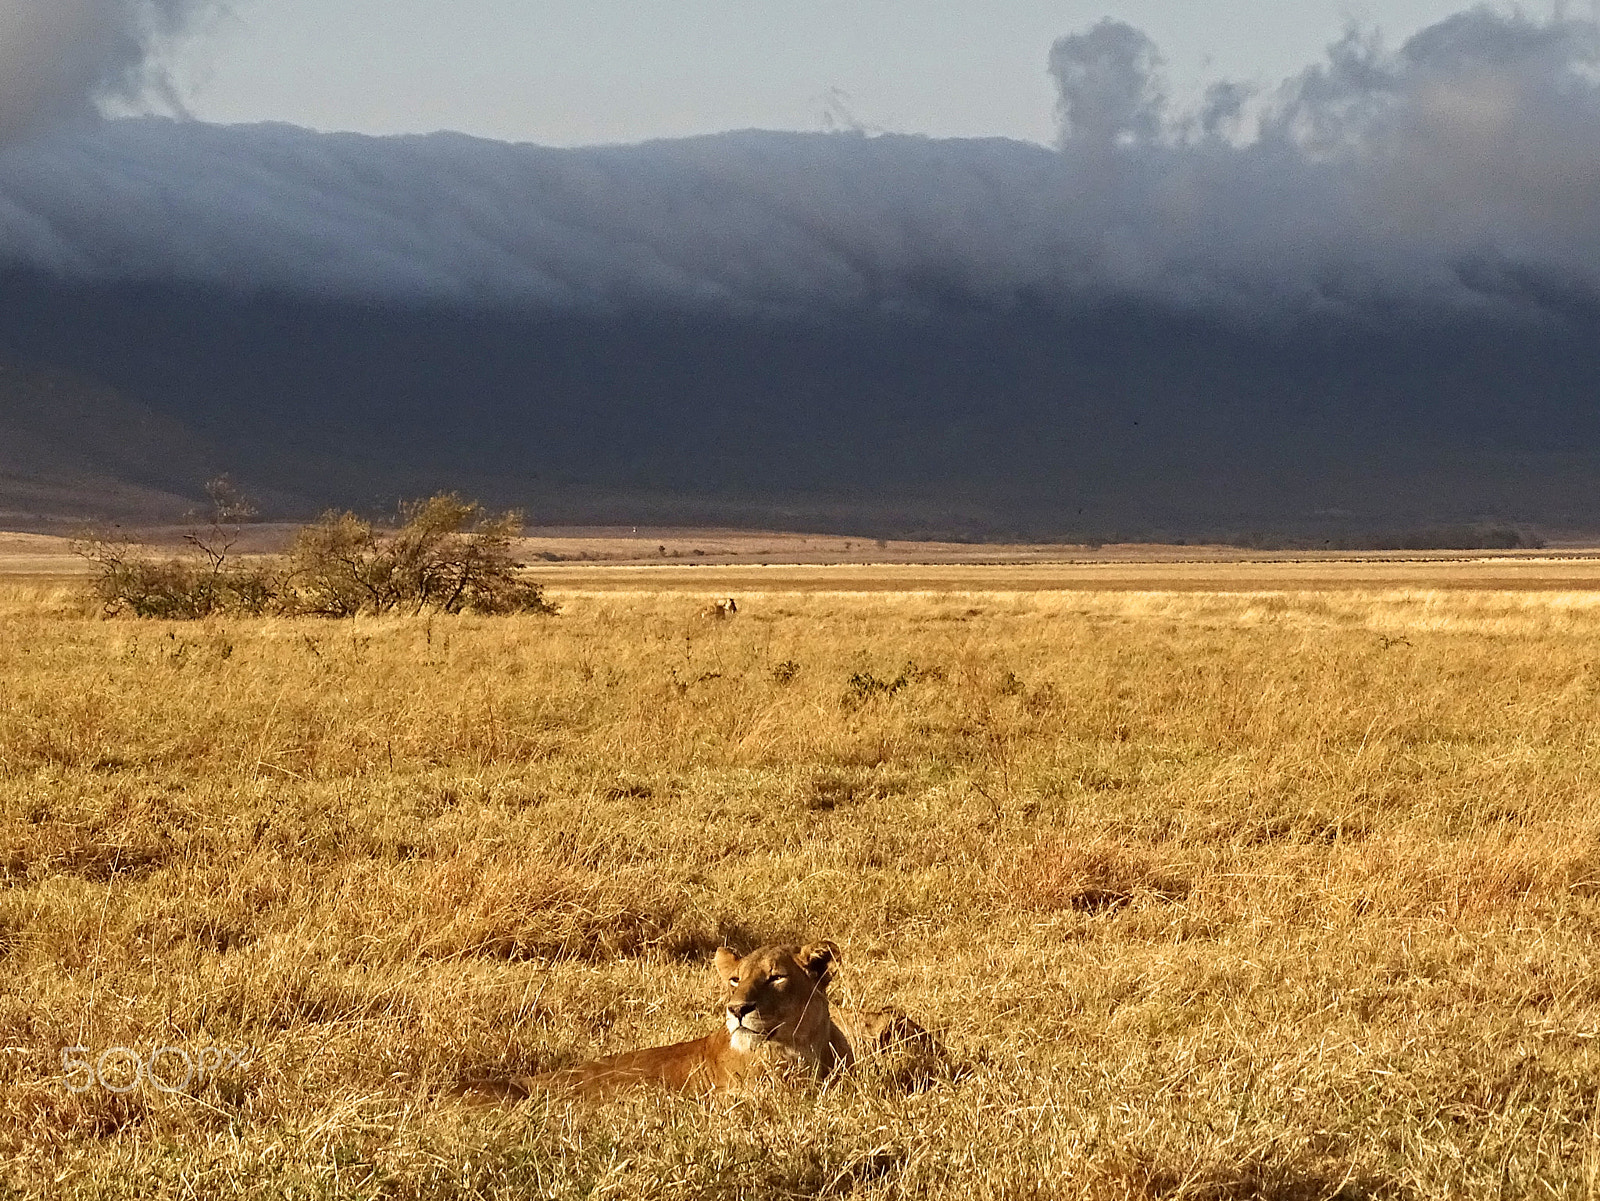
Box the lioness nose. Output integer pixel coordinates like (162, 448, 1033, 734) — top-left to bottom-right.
(728, 1002, 756, 1020)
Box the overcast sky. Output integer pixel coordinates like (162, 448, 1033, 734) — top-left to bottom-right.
(168, 0, 1510, 146)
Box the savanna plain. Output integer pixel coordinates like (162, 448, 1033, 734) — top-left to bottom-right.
(5, 561, 1600, 1199)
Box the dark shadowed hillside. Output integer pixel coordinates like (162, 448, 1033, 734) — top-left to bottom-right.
(0, 359, 228, 526)
(1, 266, 1598, 539)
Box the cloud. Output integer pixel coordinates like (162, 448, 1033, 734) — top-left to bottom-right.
(0, 0, 217, 142)
(0, 6, 1598, 327)
(1260, 10, 1600, 264)
(1048, 19, 1166, 149)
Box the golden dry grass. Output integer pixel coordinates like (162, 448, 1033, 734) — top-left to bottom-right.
(4, 577, 1600, 1197)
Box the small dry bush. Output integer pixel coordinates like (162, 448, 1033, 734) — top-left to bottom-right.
(77, 478, 280, 619)
(79, 550, 285, 620)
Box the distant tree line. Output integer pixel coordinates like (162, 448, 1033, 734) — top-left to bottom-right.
(1225, 527, 1545, 553)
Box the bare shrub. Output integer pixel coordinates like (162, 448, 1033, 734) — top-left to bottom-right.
(76, 477, 281, 618)
(843, 660, 944, 707)
(76, 546, 218, 620)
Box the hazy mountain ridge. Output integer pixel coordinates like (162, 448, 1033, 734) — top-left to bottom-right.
(1, 267, 1595, 539)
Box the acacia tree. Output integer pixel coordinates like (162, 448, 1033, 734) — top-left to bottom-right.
(286, 494, 555, 617)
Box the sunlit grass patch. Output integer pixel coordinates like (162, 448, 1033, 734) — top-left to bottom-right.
(6, 579, 1600, 1195)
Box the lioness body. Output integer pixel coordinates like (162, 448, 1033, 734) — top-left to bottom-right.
(527, 1024, 853, 1096)
(515, 942, 853, 1098)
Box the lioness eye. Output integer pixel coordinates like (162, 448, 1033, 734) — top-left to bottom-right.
(770, 975, 787, 984)
(728, 976, 739, 985)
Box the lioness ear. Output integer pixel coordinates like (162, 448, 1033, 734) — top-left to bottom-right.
(798, 941, 839, 987)
(713, 947, 741, 980)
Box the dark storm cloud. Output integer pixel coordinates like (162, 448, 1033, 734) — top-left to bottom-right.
(0, 6, 1597, 325)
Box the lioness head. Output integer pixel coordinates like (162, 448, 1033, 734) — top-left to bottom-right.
(714, 941, 838, 1056)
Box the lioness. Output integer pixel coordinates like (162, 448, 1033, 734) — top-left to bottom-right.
(456, 941, 941, 1102)
(513, 942, 848, 1098)
(699, 598, 738, 620)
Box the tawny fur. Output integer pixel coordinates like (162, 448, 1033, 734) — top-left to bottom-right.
(454, 941, 941, 1103)
(698, 598, 738, 620)
(511, 942, 858, 1098)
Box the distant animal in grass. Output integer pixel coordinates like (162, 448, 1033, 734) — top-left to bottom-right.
(461, 940, 942, 1100)
(699, 598, 738, 620)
